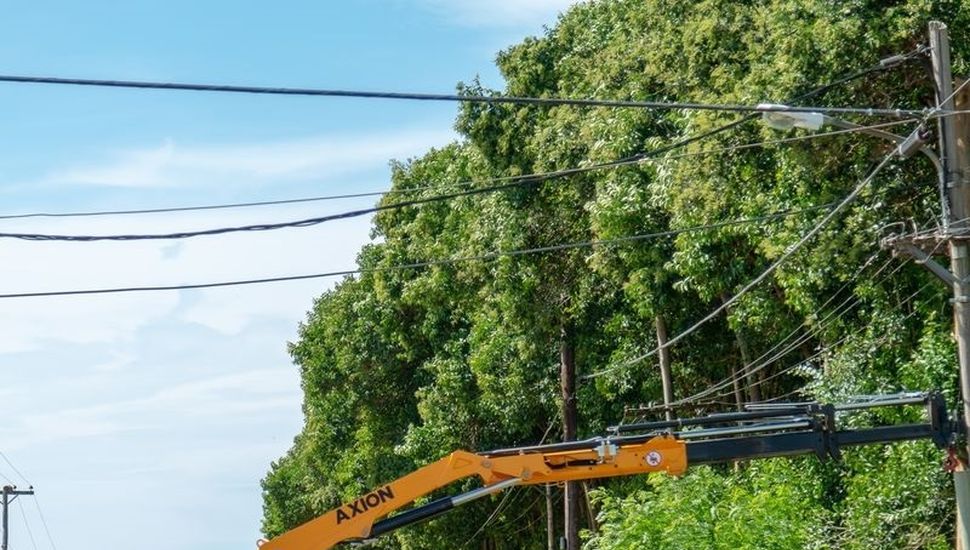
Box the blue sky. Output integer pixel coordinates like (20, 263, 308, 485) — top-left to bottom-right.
(0, 2, 575, 549)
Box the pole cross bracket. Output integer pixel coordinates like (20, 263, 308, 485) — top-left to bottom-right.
(893, 242, 963, 286)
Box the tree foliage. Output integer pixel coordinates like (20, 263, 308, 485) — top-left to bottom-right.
(263, 1, 970, 548)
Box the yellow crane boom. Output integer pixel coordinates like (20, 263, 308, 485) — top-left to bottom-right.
(259, 435, 686, 550)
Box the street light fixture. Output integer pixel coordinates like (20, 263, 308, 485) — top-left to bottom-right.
(757, 103, 824, 131)
(756, 103, 936, 163)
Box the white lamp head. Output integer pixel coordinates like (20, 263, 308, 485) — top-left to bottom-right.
(757, 103, 824, 131)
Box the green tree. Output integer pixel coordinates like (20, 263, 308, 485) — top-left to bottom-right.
(264, 1, 970, 548)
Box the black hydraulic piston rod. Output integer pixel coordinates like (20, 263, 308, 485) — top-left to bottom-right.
(610, 408, 813, 434)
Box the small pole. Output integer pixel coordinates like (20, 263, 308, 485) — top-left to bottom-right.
(1, 485, 33, 550)
(2, 486, 8, 550)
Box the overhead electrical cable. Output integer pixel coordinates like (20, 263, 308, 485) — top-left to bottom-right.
(467, 417, 560, 543)
(720, 283, 932, 403)
(933, 74, 970, 114)
(16, 499, 38, 550)
(0, 121, 843, 223)
(740, 254, 888, 365)
(0, 48, 924, 223)
(675, 259, 919, 406)
(0, 119, 917, 243)
(0, 451, 30, 486)
(0, 73, 928, 117)
(785, 46, 928, 102)
(758, 387, 806, 404)
(687, 255, 903, 405)
(0, 186, 448, 220)
(31, 496, 57, 550)
(629, 254, 902, 415)
(0, 128, 726, 222)
(0, 114, 766, 237)
(584, 149, 900, 381)
(651, 119, 916, 161)
(0, 204, 832, 299)
(0, 451, 40, 550)
(0, 176, 597, 241)
(0, 49, 924, 296)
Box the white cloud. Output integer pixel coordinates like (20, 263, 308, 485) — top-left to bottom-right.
(91, 349, 137, 372)
(41, 128, 454, 188)
(0, 210, 371, 349)
(174, 216, 373, 335)
(3, 368, 299, 450)
(0, 238, 181, 352)
(414, 0, 578, 26)
(0, 123, 446, 350)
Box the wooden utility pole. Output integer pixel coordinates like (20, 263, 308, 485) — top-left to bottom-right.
(881, 21, 970, 549)
(1, 485, 33, 550)
(921, 23, 970, 549)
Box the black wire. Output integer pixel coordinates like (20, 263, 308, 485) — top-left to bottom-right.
(0, 168, 620, 241)
(0, 49, 922, 224)
(16, 499, 38, 550)
(0, 117, 911, 242)
(0, 114, 913, 242)
(689, 47, 927, 144)
(787, 46, 928, 103)
(0, 129, 731, 223)
(0, 204, 831, 299)
(0, 187, 438, 220)
(0, 119, 793, 242)
(0, 452, 30, 486)
(0, 74, 925, 116)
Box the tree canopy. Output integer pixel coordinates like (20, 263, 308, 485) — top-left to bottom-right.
(262, 1, 970, 548)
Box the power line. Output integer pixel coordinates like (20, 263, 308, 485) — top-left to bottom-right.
(0, 118, 915, 243)
(30, 498, 56, 550)
(0, 49, 922, 224)
(0, 115, 755, 239)
(0, 74, 928, 117)
(630, 255, 902, 414)
(675, 257, 922, 407)
(687, 255, 903, 405)
(0, 121, 734, 223)
(585, 150, 899, 381)
(759, 387, 807, 404)
(744, 254, 888, 365)
(933, 73, 970, 114)
(724, 282, 932, 401)
(786, 46, 927, 101)
(0, 453, 29, 487)
(466, 416, 560, 544)
(0, 179, 557, 241)
(0, 454, 56, 550)
(0, 186, 445, 221)
(15, 500, 37, 550)
(0, 204, 832, 300)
